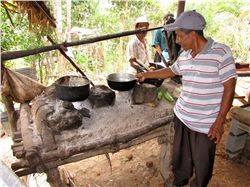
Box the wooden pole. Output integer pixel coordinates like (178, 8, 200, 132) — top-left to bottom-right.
(177, 0, 186, 17)
(1, 26, 163, 61)
(46, 36, 95, 87)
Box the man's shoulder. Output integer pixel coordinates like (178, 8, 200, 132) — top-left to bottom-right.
(128, 37, 139, 45)
(154, 29, 164, 35)
(210, 39, 232, 55)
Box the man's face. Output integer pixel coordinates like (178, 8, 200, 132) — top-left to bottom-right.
(163, 17, 170, 25)
(136, 22, 149, 37)
(175, 29, 193, 51)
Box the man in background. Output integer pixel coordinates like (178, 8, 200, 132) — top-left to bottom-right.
(126, 16, 150, 73)
(152, 13, 181, 65)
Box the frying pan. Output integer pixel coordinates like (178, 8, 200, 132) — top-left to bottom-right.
(107, 73, 136, 91)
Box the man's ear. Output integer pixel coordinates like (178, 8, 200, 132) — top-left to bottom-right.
(190, 31, 197, 38)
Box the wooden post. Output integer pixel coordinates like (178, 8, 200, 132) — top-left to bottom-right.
(46, 167, 67, 187)
(1, 95, 18, 135)
(158, 122, 175, 184)
(177, 0, 186, 17)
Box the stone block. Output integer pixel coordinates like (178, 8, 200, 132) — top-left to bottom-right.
(132, 83, 157, 104)
(229, 119, 248, 136)
(226, 133, 248, 154)
(88, 85, 115, 108)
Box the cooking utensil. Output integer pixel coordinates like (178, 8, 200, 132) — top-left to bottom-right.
(55, 75, 90, 101)
(135, 59, 151, 71)
(160, 53, 169, 67)
(107, 73, 136, 91)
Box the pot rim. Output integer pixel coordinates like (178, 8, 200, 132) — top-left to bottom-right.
(107, 73, 136, 82)
(55, 75, 90, 88)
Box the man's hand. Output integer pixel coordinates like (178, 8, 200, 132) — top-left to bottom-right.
(208, 118, 224, 144)
(136, 72, 147, 82)
(129, 55, 136, 64)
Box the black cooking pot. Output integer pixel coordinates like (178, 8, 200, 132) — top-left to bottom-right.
(149, 62, 165, 69)
(55, 75, 90, 101)
(107, 73, 136, 91)
(143, 62, 164, 87)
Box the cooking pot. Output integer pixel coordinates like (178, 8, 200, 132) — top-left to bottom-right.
(149, 62, 165, 69)
(143, 62, 164, 87)
(107, 73, 136, 91)
(55, 75, 90, 101)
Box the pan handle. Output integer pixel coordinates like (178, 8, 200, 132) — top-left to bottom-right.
(47, 36, 95, 87)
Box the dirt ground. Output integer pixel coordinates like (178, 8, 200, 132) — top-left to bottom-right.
(61, 118, 250, 187)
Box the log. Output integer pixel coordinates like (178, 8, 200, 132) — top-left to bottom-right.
(1, 26, 163, 61)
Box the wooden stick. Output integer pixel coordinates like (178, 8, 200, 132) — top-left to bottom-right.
(1, 26, 163, 61)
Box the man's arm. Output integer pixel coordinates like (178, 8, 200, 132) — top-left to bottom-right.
(208, 78, 236, 144)
(155, 44, 163, 56)
(136, 67, 176, 82)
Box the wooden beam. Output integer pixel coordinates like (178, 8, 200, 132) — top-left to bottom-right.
(177, 0, 186, 17)
(1, 26, 163, 61)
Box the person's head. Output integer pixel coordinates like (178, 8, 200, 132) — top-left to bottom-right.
(135, 16, 149, 38)
(164, 10, 206, 51)
(163, 13, 174, 25)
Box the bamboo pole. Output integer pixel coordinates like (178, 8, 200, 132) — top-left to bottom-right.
(1, 26, 163, 61)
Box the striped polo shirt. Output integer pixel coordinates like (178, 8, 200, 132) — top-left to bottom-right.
(170, 38, 237, 134)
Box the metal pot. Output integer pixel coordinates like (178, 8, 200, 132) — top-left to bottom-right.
(107, 73, 136, 91)
(55, 75, 90, 101)
(143, 62, 164, 87)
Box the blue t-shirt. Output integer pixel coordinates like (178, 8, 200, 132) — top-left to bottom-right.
(152, 29, 166, 51)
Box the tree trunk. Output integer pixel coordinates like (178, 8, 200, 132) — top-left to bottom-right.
(66, 0, 72, 42)
(52, 0, 65, 76)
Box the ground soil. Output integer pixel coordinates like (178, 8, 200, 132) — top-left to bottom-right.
(62, 118, 250, 187)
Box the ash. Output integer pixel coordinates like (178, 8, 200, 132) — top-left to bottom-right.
(58, 90, 174, 147)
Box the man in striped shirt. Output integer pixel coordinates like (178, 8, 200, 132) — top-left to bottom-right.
(136, 10, 237, 187)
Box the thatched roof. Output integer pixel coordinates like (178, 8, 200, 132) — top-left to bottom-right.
(1, 1, 56, 32)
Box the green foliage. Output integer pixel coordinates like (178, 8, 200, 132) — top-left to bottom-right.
(1, 0, 249, 84)
(0, 6, 55, 69)
(70, 0, 99, 28)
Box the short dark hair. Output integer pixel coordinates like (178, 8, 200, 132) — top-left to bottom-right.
(163, 13, 174, 20)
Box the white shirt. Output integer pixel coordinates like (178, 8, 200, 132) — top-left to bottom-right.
(126, 36, 150, 73)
